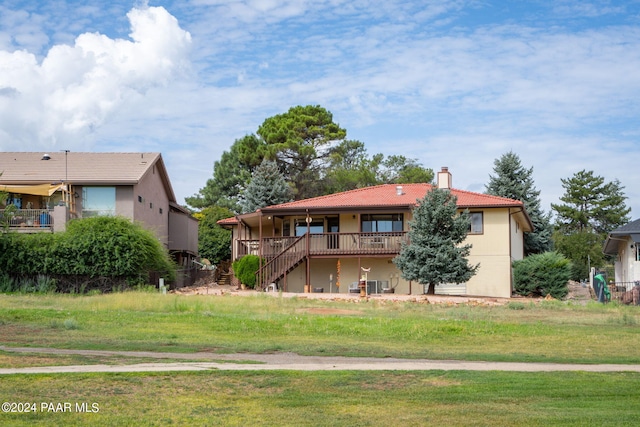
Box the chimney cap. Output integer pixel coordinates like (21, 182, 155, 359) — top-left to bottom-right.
(41, 153, 51, 160)
(395, 185, 404, 195)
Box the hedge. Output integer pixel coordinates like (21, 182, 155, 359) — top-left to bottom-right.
(0, 216, 176, 292)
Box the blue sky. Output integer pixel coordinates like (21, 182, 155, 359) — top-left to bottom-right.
(1, 0, 639, 219)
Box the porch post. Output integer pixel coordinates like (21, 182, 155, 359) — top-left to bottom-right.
(305, 210, 311, 293)
(258, 210, 263, 289)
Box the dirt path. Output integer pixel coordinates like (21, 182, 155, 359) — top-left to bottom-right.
(1, 346, 638, 374)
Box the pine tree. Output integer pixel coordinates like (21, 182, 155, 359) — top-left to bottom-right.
(393, 187, 478, 294)
(551, 169, 631, 280)
(240, 159, 293, 213)
(552, 170, 630, 234)
(485, 151, 553, 255)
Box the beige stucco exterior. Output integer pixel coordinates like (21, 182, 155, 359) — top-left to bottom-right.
(227, 205, 529, 298)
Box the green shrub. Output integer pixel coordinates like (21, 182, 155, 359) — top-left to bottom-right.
(232, 255, 263, 289)
(62, 216, 176, 280)
(0, 216, 176, 293)
(513, 251, 572, 299)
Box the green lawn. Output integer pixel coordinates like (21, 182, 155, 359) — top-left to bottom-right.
(1, 292, 639, 426)
(1, 292, 639, 364)
(1, 370, 639, 426)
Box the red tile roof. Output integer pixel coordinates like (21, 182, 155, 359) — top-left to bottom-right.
(217, 216, 238, 225)
(262, 183, 524, 211)
(219, 183, 529, 227)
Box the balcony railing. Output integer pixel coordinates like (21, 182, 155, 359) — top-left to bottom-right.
(236, 232, 407, 259)
(0, 209, 54, 231)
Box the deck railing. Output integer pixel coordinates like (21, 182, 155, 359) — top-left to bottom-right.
(236, 231, 407, 260)
(0, 209, 54, 231)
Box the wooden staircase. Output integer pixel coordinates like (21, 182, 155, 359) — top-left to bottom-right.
(217, 272, 232, 286)
(257, 235, 307, 289)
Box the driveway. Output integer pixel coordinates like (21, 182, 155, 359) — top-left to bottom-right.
(1, 346, 639, 374)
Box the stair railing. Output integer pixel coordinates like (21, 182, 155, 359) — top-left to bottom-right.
(256, 235, 307, 289)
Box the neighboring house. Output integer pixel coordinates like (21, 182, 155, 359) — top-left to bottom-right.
(0, 152, 198, 284)
(603, 218, 640, 287)
(219, 167, 533, 298)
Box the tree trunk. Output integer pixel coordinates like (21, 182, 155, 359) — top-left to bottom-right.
(425, 283, 436, 294)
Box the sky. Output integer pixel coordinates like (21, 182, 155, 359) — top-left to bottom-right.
(1, 0, 639, 219)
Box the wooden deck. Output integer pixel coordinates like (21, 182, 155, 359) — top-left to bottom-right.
(237, 232, 407, 258)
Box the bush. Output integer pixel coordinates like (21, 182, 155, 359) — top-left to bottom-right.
(62, 216, 176, 281)
(0, 216, 176, 293)
(513, 251, 572, 299)
(232, 255, 263, 289)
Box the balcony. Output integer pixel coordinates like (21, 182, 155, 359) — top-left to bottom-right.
(236, 232, 408, 258)
(0, 209, 54, 232)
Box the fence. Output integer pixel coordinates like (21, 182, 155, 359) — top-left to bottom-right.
(0, 209, 53, 231)
(149, 265, 198, 290)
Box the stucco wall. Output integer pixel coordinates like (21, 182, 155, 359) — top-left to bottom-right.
(461, 209, 512, 298)
(133, 163, 170, 246)
(116, 186, 134, 219)
(509, 210, 525, 261)
(614, 238, 640, 283)
(234, 206, 525, 298)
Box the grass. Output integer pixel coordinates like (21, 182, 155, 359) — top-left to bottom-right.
(1, 292, 639, 364)
(1, 292, 639, 425)
(1, 370, 639, 426)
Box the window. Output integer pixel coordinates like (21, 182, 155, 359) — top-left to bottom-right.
(361, 214, 403, 232)
(82, 187, 116, 217)
(468, 212, 483, 234)
(138, 195, 143, 203)
(295, 219, 324, 235)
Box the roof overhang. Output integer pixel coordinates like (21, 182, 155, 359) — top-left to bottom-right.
(603, 233, 640, 255)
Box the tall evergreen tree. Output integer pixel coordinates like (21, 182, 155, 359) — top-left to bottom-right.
(188, 105, 435, 210)
(258, 105, 347, 200)
(552, 170, 630, 234)
(485, 151, 552, 255)
(551, 169, 631, 280)
(394, 187, 478, 294)
(240, 159, 293, 213)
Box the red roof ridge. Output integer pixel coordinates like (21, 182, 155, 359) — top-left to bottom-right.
(268, 183, 427, 209)
(450, 187, 524, 206)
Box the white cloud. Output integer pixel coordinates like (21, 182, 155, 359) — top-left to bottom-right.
(0, 5, 191, 149)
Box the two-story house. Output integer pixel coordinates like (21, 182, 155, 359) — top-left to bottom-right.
(219, 167, 533, 298)
(0, 152, 198, 284)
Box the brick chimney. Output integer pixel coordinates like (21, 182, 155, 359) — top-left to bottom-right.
(437, 167, 452, 189)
